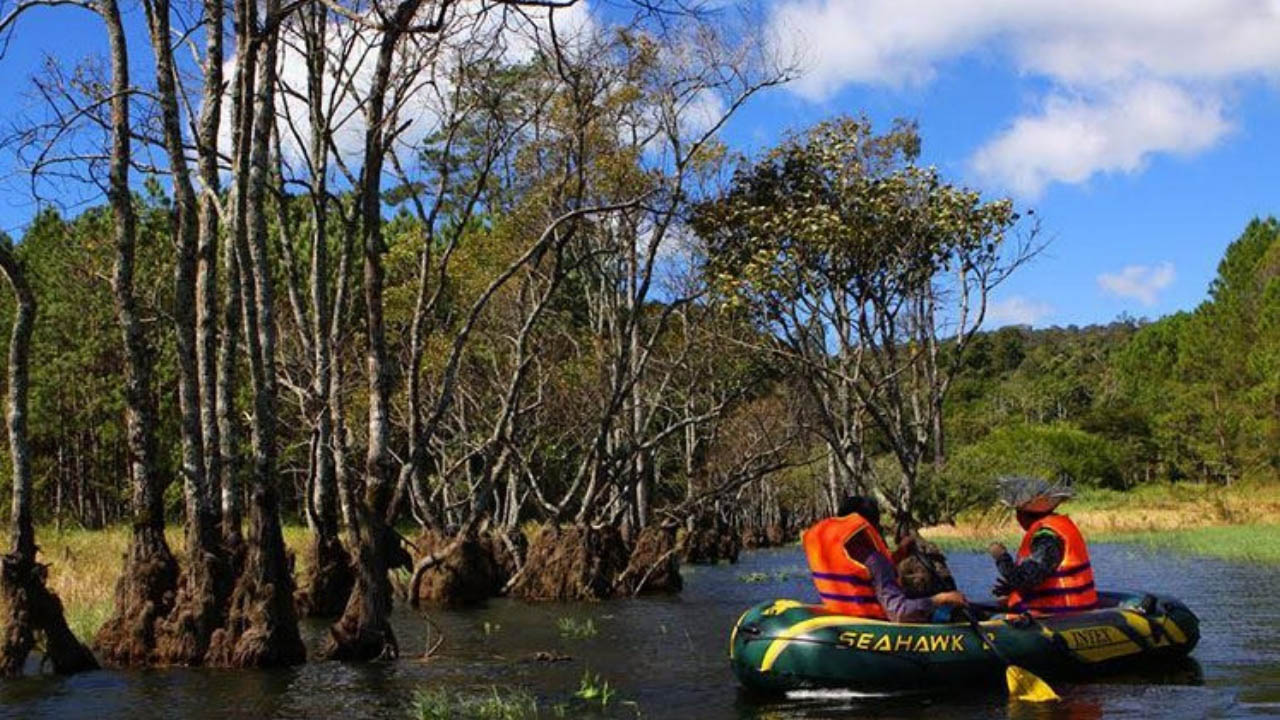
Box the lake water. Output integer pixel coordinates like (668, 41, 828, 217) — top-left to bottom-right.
(2, 542, 1277, 719)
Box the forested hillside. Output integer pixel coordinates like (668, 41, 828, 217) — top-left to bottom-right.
(937, 217, 1280, 518)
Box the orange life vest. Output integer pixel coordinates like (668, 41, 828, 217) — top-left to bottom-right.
(802, 513, 890, 619)
(1007, 513, 1098, 615)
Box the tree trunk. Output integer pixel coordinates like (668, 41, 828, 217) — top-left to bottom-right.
(294, 2, 352, 618)
(321, 2, 423, 661)
(93, 0, 179, 666)
(144, 0, 229, 665)
(205, 0, 304, 667)
(0, 241, 99, 677)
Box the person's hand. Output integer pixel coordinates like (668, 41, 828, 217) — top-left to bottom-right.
(987, 542, 1008, 559)
(991, 578, 1013, 598)
(930, 590, 967, 607)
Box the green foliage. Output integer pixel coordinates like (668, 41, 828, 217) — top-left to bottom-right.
(556, 617, 598, 639)
(936, 215, 1280, 520)
(573, 671, 616, 707)
(945, 423, 1125, 490)
(410, 687, 539, 720)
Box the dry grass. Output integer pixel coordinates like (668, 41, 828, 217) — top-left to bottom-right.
(927, 481, 1280, 540)
(2, 523, 312, 644)
(924, 482, 1280, 563)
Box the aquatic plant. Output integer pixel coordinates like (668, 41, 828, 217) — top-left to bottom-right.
(737, 572, 769, 583)
(556, 616, 598, 639)
(574, 670, 616, 707)
(410, 686, 539, 720)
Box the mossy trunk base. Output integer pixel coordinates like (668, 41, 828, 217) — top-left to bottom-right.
(1, 554, 99, 676)
(616, 526, 682, 595)
(93, 524, 178, 666)
(205, 536, 305, 668)
(295, 534, 354, 618)
(154, 542, 232, 665)
(509, 525, 630, 602)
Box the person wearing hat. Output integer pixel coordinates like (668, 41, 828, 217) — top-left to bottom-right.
(804, 495, 967, 622)
(988, 476, 1098, 615)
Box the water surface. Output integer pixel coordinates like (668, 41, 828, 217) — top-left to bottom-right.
(3, 543, 1276, 719)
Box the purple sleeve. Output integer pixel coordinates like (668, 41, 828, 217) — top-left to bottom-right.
(857, 546, 936, 623)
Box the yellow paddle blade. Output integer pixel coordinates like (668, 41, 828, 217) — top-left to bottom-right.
(1006, 665, 1060, 702)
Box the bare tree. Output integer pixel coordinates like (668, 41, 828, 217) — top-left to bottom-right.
(90, 0, 181, 665)
(206, 0, 305, 666)
(0, 238, 98, 677)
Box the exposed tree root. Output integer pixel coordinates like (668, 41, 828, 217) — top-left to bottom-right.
(409, 529, 501, 608)
(1, 553, 98, 676)
(509, 525, 630, 602)
(615, 525, 682, 595)
(319, 548, 397, 662)
(205, 520, 305, 668)
(295, 534, 354, 618)
(681, 520, 741, 565)
(93, 524, 178, 667)
(154, 539, 232, 665)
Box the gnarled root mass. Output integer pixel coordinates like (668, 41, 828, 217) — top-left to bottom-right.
(615, 526, 682, 595)
(295, 534, 354, 618)
(206, 525, 305, 668)
(410, 529, 502, 608)
(509, 525, 630, 602)
(320, 543, 397, 662)
(681, 521, 741, 565)
(93, 524, 178, 666)
(1, 553, 98, 676)
(155, 537, 233, 665)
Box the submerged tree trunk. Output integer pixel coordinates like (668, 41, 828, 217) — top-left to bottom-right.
(293, 2, 352, 618)
(206, 1, 304, 667)
(0, 242, 98, 677)
(144, 0, 229, 665)
(93, 0, 179, 666)
(320, 2, 423, 661)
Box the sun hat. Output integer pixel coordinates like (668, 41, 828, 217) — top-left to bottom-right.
(997, 475, 1074, 514)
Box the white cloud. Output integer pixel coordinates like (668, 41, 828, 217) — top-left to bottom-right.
(766, 0, 1280, 194)
(985, 296, 1053, 327)
(971, 82, 1231, 197)
(1097, 262, 1176, 306)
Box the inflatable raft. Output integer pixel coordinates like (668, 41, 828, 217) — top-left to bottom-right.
(730, 591, 1199, 693)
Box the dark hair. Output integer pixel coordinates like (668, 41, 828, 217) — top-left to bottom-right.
(837, 495, 880, 526)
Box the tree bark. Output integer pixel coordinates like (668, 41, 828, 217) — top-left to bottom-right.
(321, 0, 424, 661)
(144, 0, 229, 665)
(206, 0, 304, 667)
(93, 0, 179, 666)
(0, 240, 99, 677)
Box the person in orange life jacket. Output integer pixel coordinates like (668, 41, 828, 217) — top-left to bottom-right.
(803, 495, 966, 622)
(988, 476, 1099, 615)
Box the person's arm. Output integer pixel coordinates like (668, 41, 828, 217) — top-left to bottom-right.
(861, 551, 938, 622)
(990, 530, 1065, 594)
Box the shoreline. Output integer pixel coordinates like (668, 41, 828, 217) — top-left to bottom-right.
(923, 482, 1280, 564)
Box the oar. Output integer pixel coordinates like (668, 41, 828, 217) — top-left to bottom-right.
(956, 606, 1059, 703)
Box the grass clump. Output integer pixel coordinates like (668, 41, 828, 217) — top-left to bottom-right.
(573, 671, 616, 707)
(411, 687, 540, 720)
(556, 616, 597, 639)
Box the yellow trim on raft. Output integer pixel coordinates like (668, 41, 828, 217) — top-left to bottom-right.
(757, 612, 1005, 671)
(729, 607, 752, 660)
(759, 615, 864, 671)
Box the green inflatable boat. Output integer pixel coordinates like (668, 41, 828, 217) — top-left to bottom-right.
(730, 591, 1199, 694)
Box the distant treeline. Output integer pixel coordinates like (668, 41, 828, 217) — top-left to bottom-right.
(935, 217, 1280, 516)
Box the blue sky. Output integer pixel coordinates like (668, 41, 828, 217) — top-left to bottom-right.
(1, 0, 1277, 329)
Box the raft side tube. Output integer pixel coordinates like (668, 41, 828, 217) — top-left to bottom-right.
(730, 591, 1199, 693)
